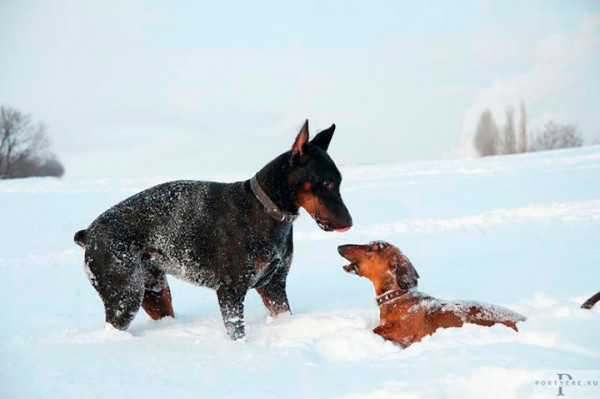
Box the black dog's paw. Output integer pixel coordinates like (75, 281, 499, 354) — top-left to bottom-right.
(226, 324, 246, 341)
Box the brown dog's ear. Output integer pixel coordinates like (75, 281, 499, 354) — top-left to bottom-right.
(392, 249, 419, 290)
(290, 119, 309, 164)
(310, 123, 335, 152)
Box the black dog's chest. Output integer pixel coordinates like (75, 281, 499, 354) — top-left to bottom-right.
(251, 258, 280, 288)
(249, 239, 290, 288)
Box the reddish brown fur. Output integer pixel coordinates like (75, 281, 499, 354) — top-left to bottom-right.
(339, 242, 521, 348)
(296, 182, 340, 226)
(374, 298, 518, 346)
(295, 183, 322, 218)
(254, 256, 288, 317)
(142, 286, 174, 320)
(256, 287, 282, 317)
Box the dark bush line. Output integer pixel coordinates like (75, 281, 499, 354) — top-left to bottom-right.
(0, 106, 65, 179)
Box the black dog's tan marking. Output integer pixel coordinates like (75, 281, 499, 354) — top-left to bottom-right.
(74, 120, 352, 339)
(141, 266, 174, 320)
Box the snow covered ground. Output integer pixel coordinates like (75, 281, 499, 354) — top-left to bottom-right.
(1, 146, 599, 398)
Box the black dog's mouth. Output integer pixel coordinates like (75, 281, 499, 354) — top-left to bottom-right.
(313, 208, 351, 232)
(315, 216, 335, 232)
(343, 262, 359, 275)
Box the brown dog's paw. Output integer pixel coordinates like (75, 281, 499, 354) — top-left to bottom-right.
(504, 321, 519, 332)
(373, 324, 395, 341)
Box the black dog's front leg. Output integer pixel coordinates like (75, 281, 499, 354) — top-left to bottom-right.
(256, 265, 291, 317)
(217, 286, 246, 340)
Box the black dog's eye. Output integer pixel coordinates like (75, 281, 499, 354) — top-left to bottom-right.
(322, 180, 334, 190)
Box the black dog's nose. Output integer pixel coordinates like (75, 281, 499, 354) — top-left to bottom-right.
(334, 208, 352, 233)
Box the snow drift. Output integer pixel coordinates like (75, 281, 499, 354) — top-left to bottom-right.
(1, 146, 599, 398)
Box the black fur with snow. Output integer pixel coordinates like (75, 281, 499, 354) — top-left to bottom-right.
(74, 121, 352, 339)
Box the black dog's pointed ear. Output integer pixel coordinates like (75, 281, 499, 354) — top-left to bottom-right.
(290, 119, 309, 164)
(310, 123, 336, 152)
(392, 249, 419, 291)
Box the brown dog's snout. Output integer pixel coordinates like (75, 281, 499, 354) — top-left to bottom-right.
(338, 244, 361, 274)
(337, 244, 352, 256)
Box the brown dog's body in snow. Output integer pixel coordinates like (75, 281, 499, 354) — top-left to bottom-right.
(338, 241, 526, 348)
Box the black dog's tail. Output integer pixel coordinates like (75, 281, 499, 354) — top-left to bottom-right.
(74, 229, 88, 249)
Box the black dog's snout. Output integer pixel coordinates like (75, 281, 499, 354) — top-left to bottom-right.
(333, 200, 353, 231)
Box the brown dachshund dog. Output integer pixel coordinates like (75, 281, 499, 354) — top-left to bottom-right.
(338, 241, 526, 348)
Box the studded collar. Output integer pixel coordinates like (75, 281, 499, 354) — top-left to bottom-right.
(376, 289, 409, 306)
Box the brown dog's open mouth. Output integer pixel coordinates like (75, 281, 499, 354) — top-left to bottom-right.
(343, 262, 359, 275)
(338, 244, 360, 275)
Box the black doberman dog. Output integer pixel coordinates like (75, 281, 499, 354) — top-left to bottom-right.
(74, 120, 352, 339)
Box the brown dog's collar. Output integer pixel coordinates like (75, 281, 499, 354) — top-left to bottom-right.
(376, 289, 408, 306)
(250, 175, 299, 224)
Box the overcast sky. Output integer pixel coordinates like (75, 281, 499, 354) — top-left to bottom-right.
(1, 1, 599, 178)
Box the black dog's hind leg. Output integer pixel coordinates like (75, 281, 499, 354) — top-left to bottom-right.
(217, 285, 246, 340)
(86, 251, 145, 330)
(142, 268, 175, 320)
(256, 264, 291, 317)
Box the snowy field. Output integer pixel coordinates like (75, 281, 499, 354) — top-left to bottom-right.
(1, 146, 599, 399)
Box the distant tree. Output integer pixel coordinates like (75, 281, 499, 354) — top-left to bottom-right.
(503, 108, 516, 154)
(530, 121, 583, 152)
(0, 106, 64, 179)
(518, 102, 528, 153)
(13, 156, 65, 178)
(474, 109, 501, 157)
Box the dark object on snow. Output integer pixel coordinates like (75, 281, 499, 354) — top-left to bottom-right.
(581, 292, 600, 309)
(73, 229, 87, 248)
(74, 120, 352, 339)
(338, 241, 525, 348)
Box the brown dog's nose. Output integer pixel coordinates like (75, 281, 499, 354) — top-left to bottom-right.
(338, 244, 351, 256)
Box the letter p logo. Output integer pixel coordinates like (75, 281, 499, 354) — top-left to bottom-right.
(557, 373, 573, 397)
